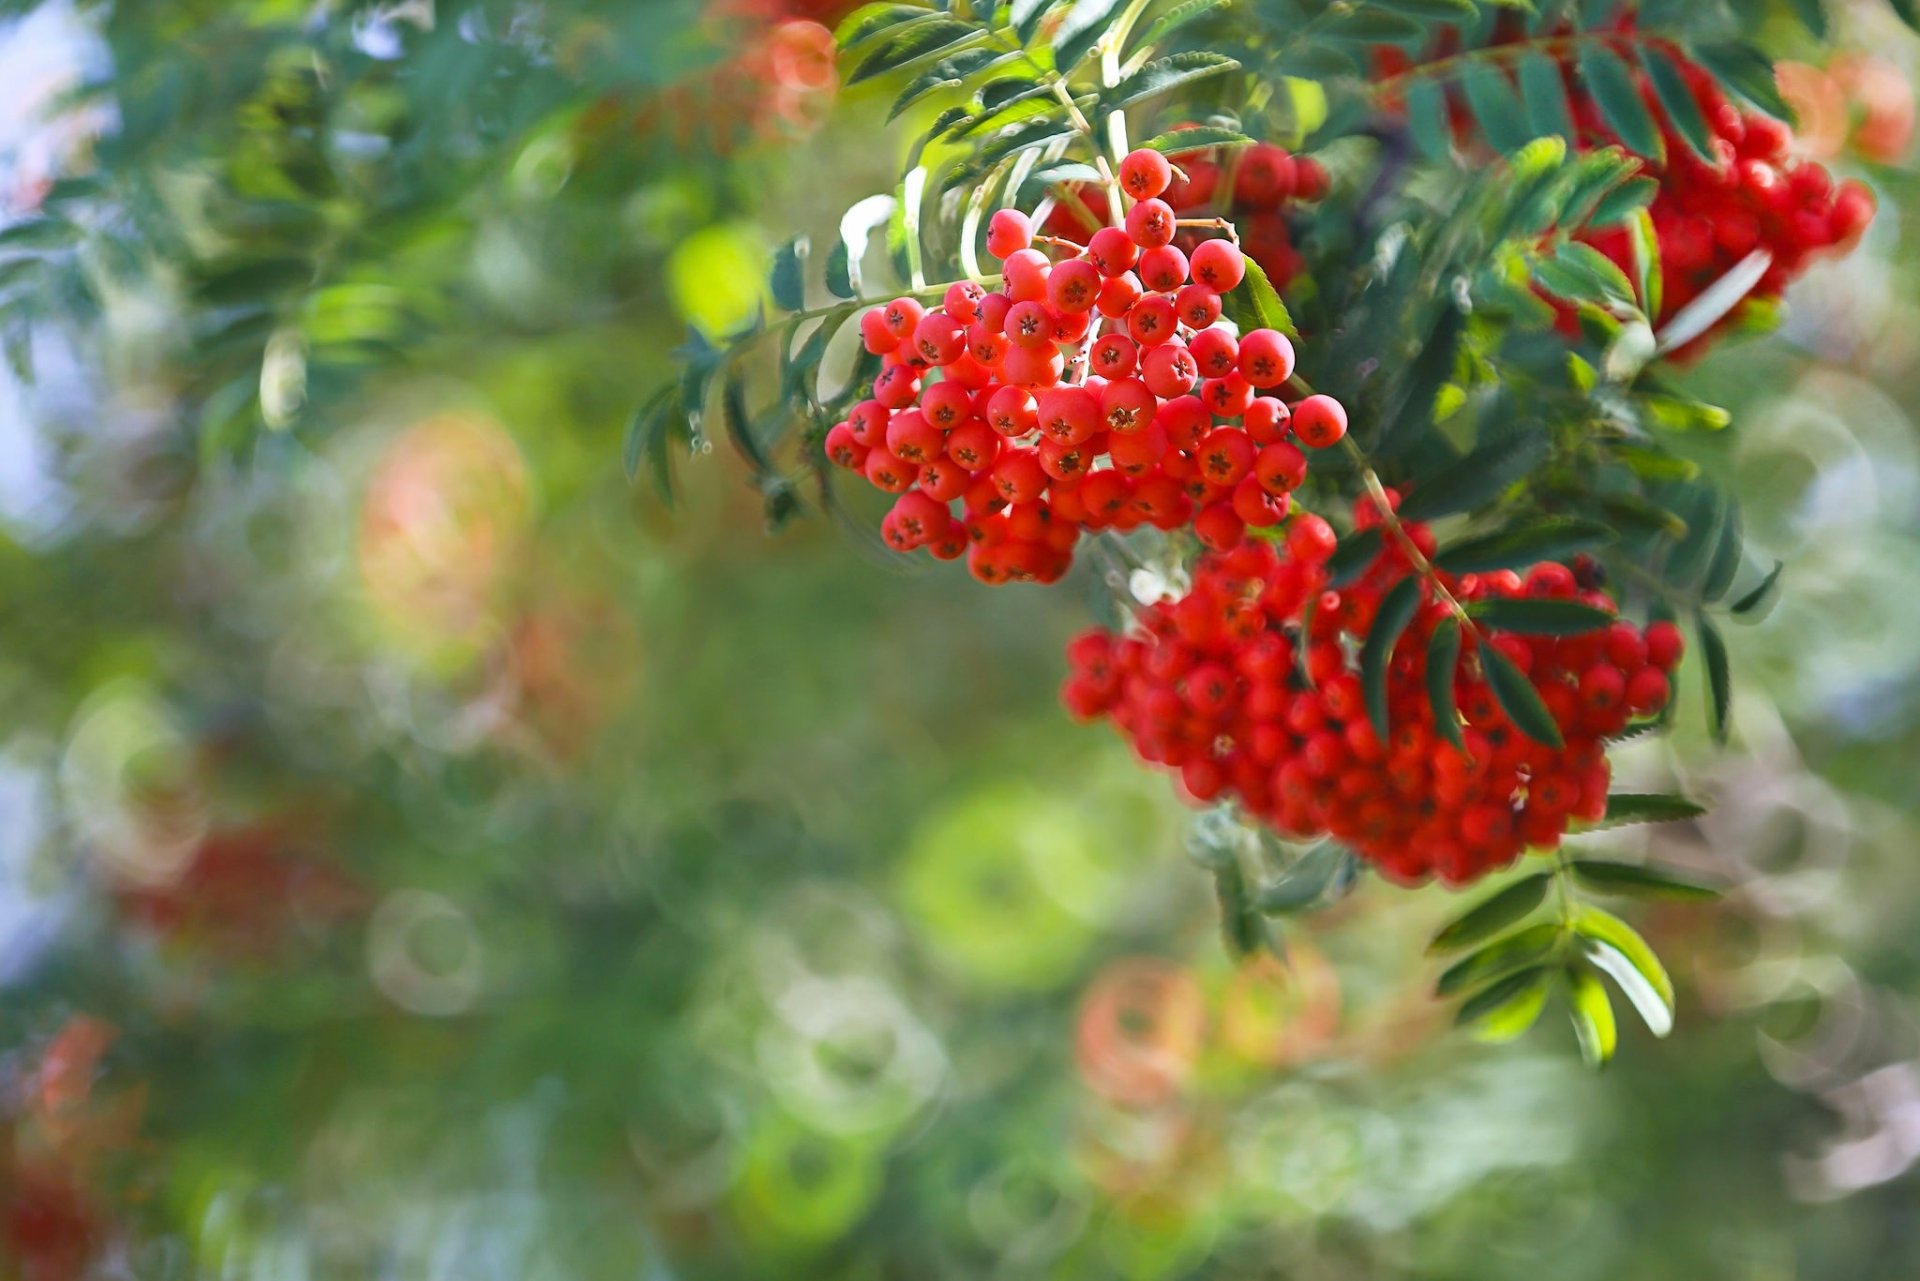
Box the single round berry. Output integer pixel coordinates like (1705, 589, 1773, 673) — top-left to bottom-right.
(1189, 238, 1247, 292)
(986, 208, 1033, 260)
(1126, 198, 1178, 249)
(1238, 329, 1296, 388)
(1291, 395, 1348, 448)
(1119, 147, 1174, 201)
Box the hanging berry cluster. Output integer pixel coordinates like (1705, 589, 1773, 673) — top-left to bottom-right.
(824, 148, 1347, 585)
(1063, 502, 1686, 887)
(1571, 45, 1875, 353)
(1044, 139, 1328, 291)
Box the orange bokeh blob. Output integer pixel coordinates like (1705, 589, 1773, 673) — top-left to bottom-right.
(1074, 957, 1207, 1109)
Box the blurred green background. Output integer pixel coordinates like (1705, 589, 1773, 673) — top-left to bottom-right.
(2, 1, 1920, 1278)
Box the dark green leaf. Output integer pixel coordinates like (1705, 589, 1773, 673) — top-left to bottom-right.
(836, 3, 938, 50)
(1326, 527, 1384, 588)
(1690, 43, 1795, 123)
(1730, 560, 1784, 616)
(1053, 0, 1126, 71)
(1578, 44, 1662, 158)
(1458, 62, 1533, 154)
(1702, 498, 1743, 603)
(1587, 176, 1659, 229)
(1697, 611, 1731, 744)
(1219, 254, 1296, 338)
(770, 237, 806, 312)
(1362, 577, 1424, 742)
(1435, 518, 1616, 574)
(825, 241, 855, 299)
(848, 21, 981, 85)
(1518, 50, 1576, 141)
(1128, 0, 1231, 57)
(1482, 638, 1565, 748)
(1406, 79, 1454, 162)
(1138, 125, 1252, 153)
(1104, 52, 1240, 111)
(1396, 429, 1550, 522)
(624, 389, 681, 504)
(1468, 598, 1614, 636)
(1427, 617, 1466, 754)
(1641, 45, 1717, 162)
(1571, 860, 1721, 902)
(1429, 872, 1553, 955)
(1594, 792, 1708, 828)
(1436, 922, 1562, 998)
(1255, 843, 1351, 914)
(1009, 0, 1060, 44)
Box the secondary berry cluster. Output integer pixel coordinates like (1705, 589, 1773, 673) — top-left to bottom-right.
(1062, 504, 1684, 886)
(1044, 139, 1329, 291)
(1575, 45, 1874, 353)
(824, 148, 1349, 585)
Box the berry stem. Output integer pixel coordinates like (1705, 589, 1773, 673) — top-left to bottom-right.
(1175, 217, 1240, 244)
(1046, 78, 1127, 227)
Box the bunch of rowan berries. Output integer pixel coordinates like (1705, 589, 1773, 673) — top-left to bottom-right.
(1061, 497, 1685, 886)
(824, 147, 1351, 585)
(1044, 139, 1329, 290)
(1573, 45, 1875, 353)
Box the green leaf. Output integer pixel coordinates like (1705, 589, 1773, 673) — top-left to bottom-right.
(1406, 79, 1454, 162)
(1104, 52, 1240, 111)
(770, 237, 806, 313)
(1214, 858, 1276, 960)
(1428, 872, 1553, 955)
(1593, 793, 1708, 829)
(1325, 527, 1384, 588)
(1128, 0, 1231, 57)
(1052, 0, 1126, 71)
(1138, 125, 1252, 154)
(1730, 560, 1784, 616)
(1008, 0, 1059, 43)
(1571, 860, 1721, 902)
(1565, 961, 1618, 1067)
(1702, 498, 1743, 603)
(1783, 0, 1829, 37)
(1588, 176, 1659, 229)
(1256, 842, 1352, 914)
(624, 389, 681, 504)
(1468, 598, 1614, 636)
(1697, 611, 1731, 744)
(1427, 617, 1466, 754)
(1434, 518, 1616, 574)
(1690, 42, 1796, 124)
(1481, 638, 1564, 748)
(835, 3, 938, 50)
(1456, 966, 1551, 1042)
(1517, 50, 1575, 141)
(1575, 906, 1675, 1037)
(1362, 577, 1424, 742)
(1458, 62, 1534, 154)
(1219, 254, 1296, 338)
(1627, 207, 1663, 319)
(1578, 44, 1662, 159)
(1396, 429, 1550, 522)
(848, 20, 982, 84)
(1641, 45, 1716, 163)
(1436, 921, 1562, 997)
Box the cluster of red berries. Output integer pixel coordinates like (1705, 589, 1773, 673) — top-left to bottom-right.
(824, 147, 1351, 584)
(1045, 139, 1329, 290)
(1061, 501, 1684, 885)
(1572, 44, 1874, 354)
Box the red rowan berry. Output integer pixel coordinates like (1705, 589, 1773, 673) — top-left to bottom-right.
(945, 420, 1001, 472)
(986, 208, 1032, 259)
(1238, 329, 1296, 388)
(1099, 378, 1156, 435)
(825, 422, 866, 469)
(991, 450, 1048, 504)
(1087, 226, 1139, 277)
(1127, 294, 1179, 346)
(1188, 327, 1238, 379)
(1291, 395, 1347, 448)
(1188, 237, 1247, 292)
(1174, 283, 1222, 329)
(864, 449, 917, 494)
(1140, 343, 1199, 399)
(1255, 441, 1308, 494)
(1097, 271, 1144, 318)
(1089, 332, 1138, 379)
(1120, 147, 1174, 201)
(1645, 620, 1685, 671)
(1139, 244, 1189, 292)
(1126, 197, 1177, 248)
(1287, 513, 1338, 564)
(1048, 258, 1101, 314)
